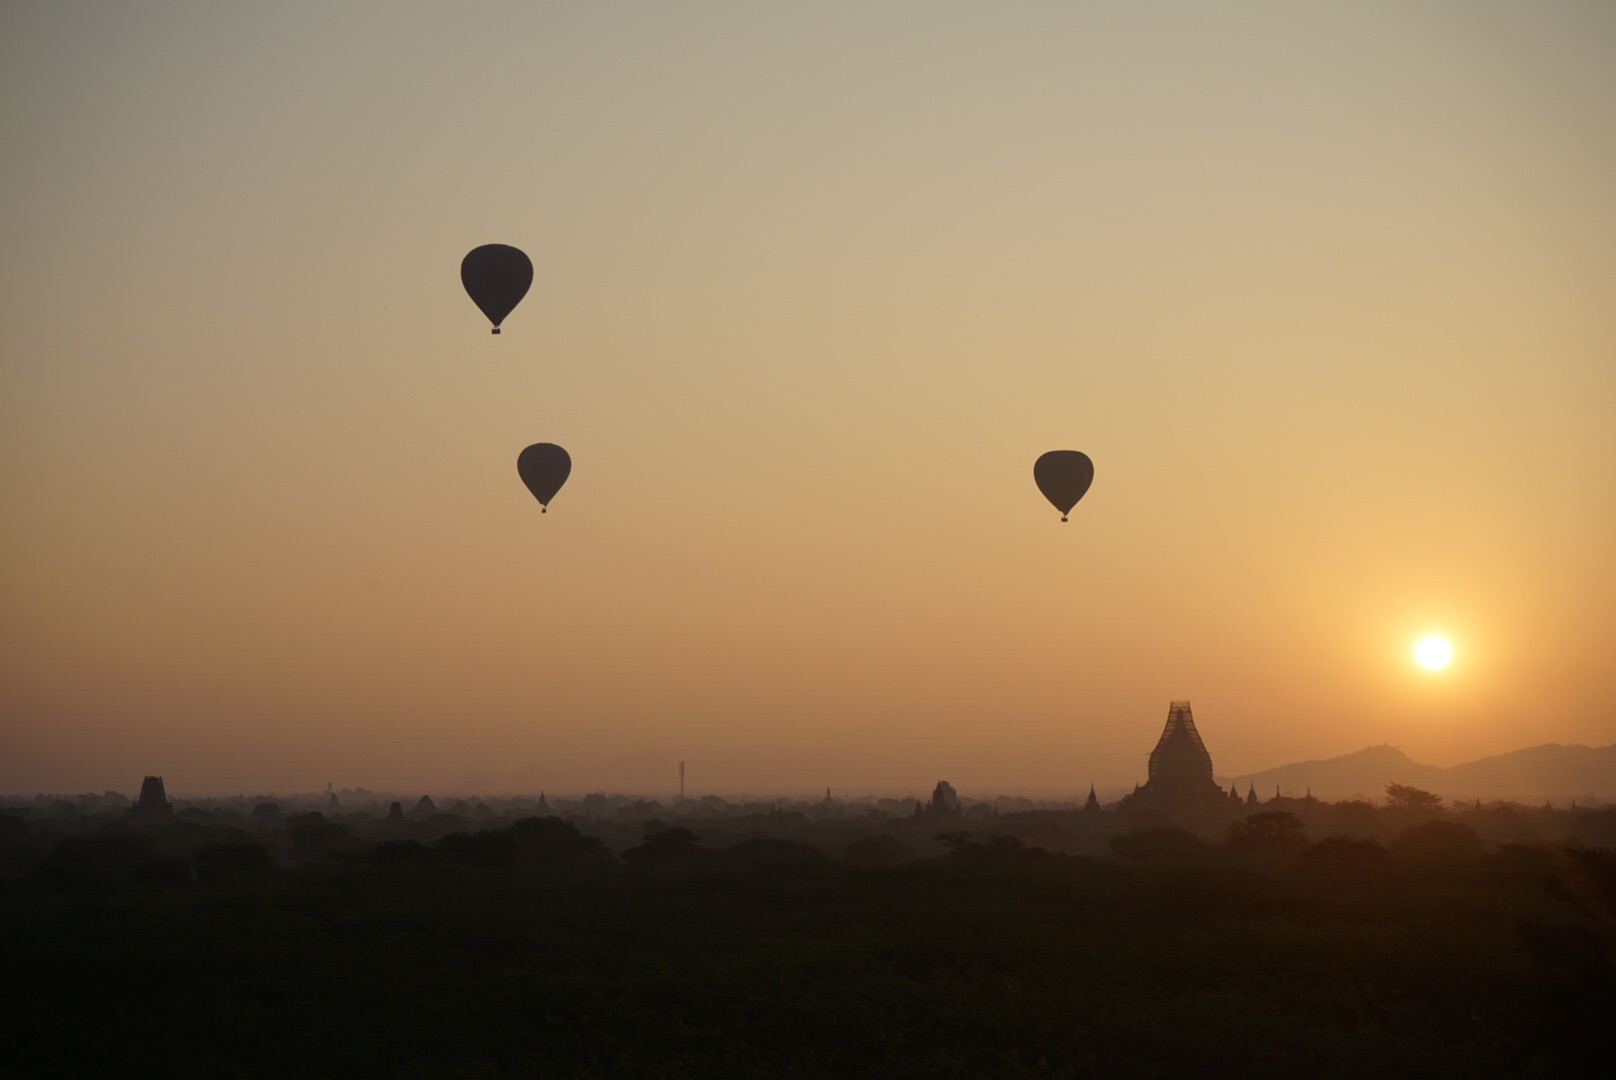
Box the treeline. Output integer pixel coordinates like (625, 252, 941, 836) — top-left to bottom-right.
(3, 783, 1614, 887)
(4, 786, 1615, 1077)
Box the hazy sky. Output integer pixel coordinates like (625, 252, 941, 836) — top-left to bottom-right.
(3, 2, 1613, 797)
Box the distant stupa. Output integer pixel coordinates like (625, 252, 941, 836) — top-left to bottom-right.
(915, 780, 961, 820)
(132, 775, 172, 822)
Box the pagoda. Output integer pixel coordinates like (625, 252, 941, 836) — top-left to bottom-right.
(1121, 701, 1230, 821)
(131, 775, 172, 823)
(1148, 701, 1216, 791)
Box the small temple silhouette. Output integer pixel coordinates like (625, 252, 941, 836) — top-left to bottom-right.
(131, 775, 172, 822)
(914, 780, 962, 820)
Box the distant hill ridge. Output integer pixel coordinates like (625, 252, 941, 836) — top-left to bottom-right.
(1217, 742, 1616, 802)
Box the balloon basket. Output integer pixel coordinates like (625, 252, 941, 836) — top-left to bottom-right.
(491, 327, 501, 335)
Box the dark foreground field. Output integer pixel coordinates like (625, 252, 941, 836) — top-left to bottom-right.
(3, 843, 1612, 1080)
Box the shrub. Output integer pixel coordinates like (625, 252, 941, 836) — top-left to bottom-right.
(1570, 808, 1616, 849)
(723, 838, 824, 863)
(286, 812, 356, 862)
(622, 827, 702, 865)
(1302, 836, 1391, 869)
(32, 833, 160, 888)
(1226, 811, 1308, 855)
(1392, 820, 1484, 860)
(1110, 827, 1211, 860)
(192, 841, 275, 869)
(946, 834, 1051, 864)
(371, 840, 431, 866)
(435, 830, 518, 868)
(1328, 800, 1379, 838)
(507, 816, 614, 864)
(844, 834, 912, 869)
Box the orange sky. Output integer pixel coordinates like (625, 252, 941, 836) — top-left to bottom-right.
(3, 3, 1613, 796)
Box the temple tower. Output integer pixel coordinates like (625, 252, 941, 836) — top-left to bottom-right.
(132, 775, 172, 822)
(1147, 701, 1215, 790)
(1120, 701, 1229, 823)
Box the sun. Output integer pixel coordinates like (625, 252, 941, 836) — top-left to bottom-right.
(1414, 634, 1453, 670)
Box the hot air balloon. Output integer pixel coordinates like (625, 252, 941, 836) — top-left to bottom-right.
(518, 443, 571, 513)
(461, 244, 533, 334)
(1033, 450, 1094, 522)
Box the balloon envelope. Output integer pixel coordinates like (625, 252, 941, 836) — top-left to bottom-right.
(517, 443, 571, 512)
(461, 244, 533, 333)
(1033, 450, 1094, 521)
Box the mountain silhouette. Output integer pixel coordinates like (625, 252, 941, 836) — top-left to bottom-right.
(1218, 743, 1616, 802)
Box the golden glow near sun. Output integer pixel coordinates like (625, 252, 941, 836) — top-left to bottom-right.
(1415, 635, 1454, 670)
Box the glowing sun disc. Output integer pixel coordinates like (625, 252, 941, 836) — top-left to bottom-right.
(1414, 635, 1453, 670)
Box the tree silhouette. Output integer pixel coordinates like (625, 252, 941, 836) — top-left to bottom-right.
(1301, 836, 1391, 869)
(435, 829, 518, 868)
(1109, 827, 1211, 860)
(1384, 783, 1444, 813)
(844, 834, 911, 868)
(507, 816, 613, 864)
(370, 839, 430, 866)
(1226, 810, 1308, 854)
(622, 827, 701, 864)
(286, 812, 354, 862)
(942, 834, 1050, 864)
(1391, 820, 1484, 860)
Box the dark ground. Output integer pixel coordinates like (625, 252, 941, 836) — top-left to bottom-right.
(3, 834, 1612, 1080)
